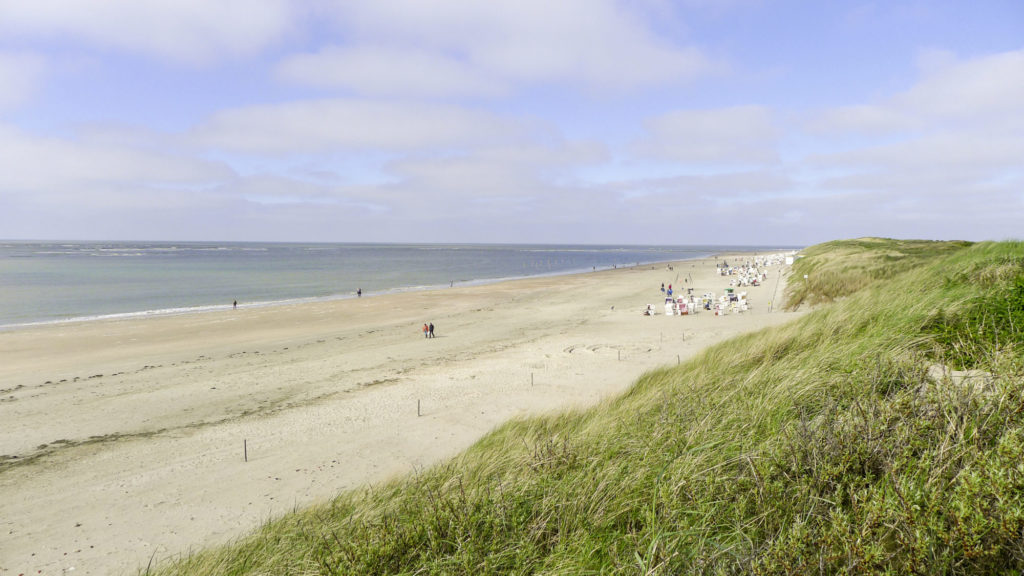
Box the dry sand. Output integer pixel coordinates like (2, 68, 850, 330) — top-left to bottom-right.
(0, 253, 802, 575)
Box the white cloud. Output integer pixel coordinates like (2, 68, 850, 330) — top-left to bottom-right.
(309, 0, 714, 93)
(807, 104, 916, 136)
(815, 132, 1024, 172)
(192, 99, 538, 153)
(0, 125, 234, 195)
(606, 45, 1024, 244)
(0, 0, 297, 63)
(793, 47, 1024, 242)
(216, 174, 382, 210)
(612, 169, 795, 203)
(810, 48, 1024, 136)
(211, 140, 613, 242)
(276, 46, 504, 98)
(0, 52, 45, 110)
(384, 141, 606, 199)
(634, 105, 779, 165)
(1, 1, 1016, 244)
(897, 48, 1024, 130)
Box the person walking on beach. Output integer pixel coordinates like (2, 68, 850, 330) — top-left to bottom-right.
(357, 288, 361, 298)
(428, 322, 435, 338)
(423, 323, 429, 338)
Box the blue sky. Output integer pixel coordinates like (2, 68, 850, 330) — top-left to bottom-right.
(0, 0, 1021, 245)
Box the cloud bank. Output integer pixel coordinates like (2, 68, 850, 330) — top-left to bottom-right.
(0, 1, 1019, 244)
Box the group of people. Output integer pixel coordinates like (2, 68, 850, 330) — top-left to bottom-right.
(717, 262, 769, 287)
(422, 322, 436, 338)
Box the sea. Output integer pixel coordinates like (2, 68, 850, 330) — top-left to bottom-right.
(0, 241, 794, 329)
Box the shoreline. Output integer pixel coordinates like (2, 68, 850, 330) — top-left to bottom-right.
(0, 243, 802, 331)
(0, 258, 680, 333)
(0, 251, 801, 575)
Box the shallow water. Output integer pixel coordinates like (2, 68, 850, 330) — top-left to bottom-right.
(0, 241, 792, 328)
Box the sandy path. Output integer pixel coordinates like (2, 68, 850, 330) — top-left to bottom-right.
(0, 253, 800, 575)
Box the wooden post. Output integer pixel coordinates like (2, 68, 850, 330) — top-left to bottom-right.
(418, 399, 421, 417)
(531, 372, 534, 386)
(244, 439, 248, 462)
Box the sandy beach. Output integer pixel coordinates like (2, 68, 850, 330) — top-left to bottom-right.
(0, 253, 802, 575)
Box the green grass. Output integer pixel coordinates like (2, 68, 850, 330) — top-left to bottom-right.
(147, 238, 1024, 575)
(784, 237, 973, 310)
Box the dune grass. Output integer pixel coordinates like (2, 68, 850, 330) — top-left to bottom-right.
(147, 239, 1024, 575)
(784, 237, 973, 310)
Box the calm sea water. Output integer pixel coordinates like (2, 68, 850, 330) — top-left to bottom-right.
(0, 241, 791, 329)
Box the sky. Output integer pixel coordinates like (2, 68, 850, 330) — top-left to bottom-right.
(0, 0, 1021, 246)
